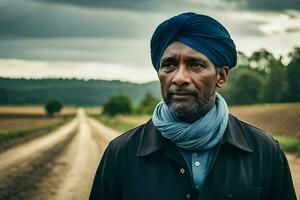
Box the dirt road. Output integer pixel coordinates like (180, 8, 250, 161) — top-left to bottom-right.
(287, 154, 300, 199)
(0, 108, 119, 200)
(0, 108, 298, 199)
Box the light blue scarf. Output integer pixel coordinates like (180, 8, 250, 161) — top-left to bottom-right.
(152, 93, 228, 151)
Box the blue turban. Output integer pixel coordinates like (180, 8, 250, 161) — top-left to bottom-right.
(150, 12, 237, 71)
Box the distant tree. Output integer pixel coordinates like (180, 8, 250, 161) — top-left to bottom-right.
(219, 65, 264, 105)
(102, 94, 133, 116)
(287, 47, 300, 101)
(227, 68, 264, 105)
(0, 88, 8, 104)
(249, 48, 275, 73)
(220, 48, 299, 105)
(45, 99, 63, 117)
(261, 58, 289, 103)
(237, 51, 250, 67)
(136, 93, 160, 115)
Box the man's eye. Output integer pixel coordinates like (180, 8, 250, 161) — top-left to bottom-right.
(161, 63, 176, 69)
(190, 63, 205, 69)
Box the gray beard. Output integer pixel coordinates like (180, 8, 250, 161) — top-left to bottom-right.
(165, 94, 215, 123)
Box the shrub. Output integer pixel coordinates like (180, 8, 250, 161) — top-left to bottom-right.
(102, 94, 133, 116)
(45, 99, 63, 117)
(136, 93, 160, 115)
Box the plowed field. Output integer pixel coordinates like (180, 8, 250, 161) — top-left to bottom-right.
(230, 103, 300, 138)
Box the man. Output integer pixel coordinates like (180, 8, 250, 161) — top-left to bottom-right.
(89, 12, 296, 200)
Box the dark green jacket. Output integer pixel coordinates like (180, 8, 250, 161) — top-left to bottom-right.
(89, 114, 296, 200)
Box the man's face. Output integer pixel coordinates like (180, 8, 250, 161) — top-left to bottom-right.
(158, 41, 227, 122)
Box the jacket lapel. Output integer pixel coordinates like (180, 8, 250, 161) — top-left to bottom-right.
(136, 118, 191, 174)
(222, 114, 254, 153)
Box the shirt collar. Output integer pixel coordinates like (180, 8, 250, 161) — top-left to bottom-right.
(136, 114, 254, 158)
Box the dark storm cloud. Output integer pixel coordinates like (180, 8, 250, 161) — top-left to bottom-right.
(0, 0, 163, 39)
(226, 20, 266, 36)
(0, 38, 150, 65)
(0, 0, 267, 40)
(33, 0, 171, 11)
(33, 0, 300, 12)
(0, 0, 299, 64)
(32, 0, 231, 13)
(225, 0, 300, 11)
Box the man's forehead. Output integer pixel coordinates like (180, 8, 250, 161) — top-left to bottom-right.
(161, 41, 211, 62)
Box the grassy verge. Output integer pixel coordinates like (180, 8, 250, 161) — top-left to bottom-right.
(92, 114, 140, 132)
(274, 135, 300, 157)
(0, 117, 72, 145)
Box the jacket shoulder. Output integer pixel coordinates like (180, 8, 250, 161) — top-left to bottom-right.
(235, 115, 281, 153)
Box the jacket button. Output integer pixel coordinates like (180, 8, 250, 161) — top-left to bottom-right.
(186, 193, 191, 199)
(180, 168, 185, 174)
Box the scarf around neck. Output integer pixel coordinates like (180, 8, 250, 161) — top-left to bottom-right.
(152, 93, 228, 151)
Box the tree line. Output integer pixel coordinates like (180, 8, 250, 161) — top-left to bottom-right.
(219, 46, 300, 104)
(0, 78, 160, 106)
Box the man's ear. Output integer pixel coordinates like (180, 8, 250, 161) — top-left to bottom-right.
(216, 66, 229, 88)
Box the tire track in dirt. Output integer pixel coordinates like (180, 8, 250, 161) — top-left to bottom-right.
(0, 118, 78, 200)
(88, 117, 120, 150)
(0, 108, 120, 200)
(0, 131, 76, 200)
(19, 108, 119, 200)
(48, 108, 104, 200)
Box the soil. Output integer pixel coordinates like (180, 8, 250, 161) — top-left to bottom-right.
(0, 109, 119, 200)
(0, 108, 298, 199)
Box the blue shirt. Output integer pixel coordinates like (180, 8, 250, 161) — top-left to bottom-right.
(180, 148, 216, 191)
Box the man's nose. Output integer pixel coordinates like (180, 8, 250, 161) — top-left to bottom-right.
(172, 64, 190, 86)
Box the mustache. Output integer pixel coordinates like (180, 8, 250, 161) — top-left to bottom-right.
(164, 86, 211, 106)
(167, 85, 198, 97)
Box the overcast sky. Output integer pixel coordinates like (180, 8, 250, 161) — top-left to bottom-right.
(0, 0, 299, 83)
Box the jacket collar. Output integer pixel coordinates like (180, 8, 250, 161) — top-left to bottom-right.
(136, 119, 166, 157)
(222, 114, 254, 152)
(136, 114, 253, 157)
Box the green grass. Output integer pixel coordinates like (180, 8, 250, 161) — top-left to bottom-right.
(274, 135, 300, 156)
(93, 114, 139, 132)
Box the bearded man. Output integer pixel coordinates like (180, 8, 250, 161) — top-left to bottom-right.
(89, 12, 296, 200)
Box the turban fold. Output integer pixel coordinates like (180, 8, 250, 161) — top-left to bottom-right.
(150, 12, 237, 71)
